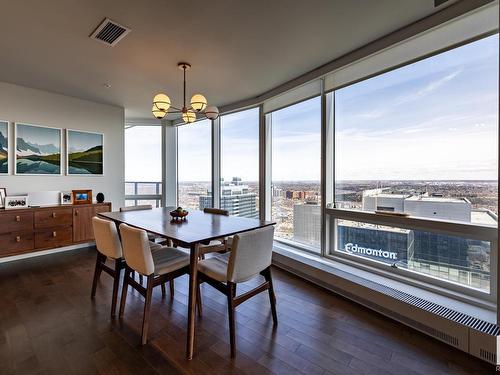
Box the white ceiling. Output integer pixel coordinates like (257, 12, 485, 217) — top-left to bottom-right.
(0, 0, 458, 120)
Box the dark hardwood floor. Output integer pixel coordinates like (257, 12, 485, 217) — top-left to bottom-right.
(0, 247, 494, 375)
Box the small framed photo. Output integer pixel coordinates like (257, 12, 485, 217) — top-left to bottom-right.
(72, 190, 92, 205)
(61, 191, 73, 205)
(0, 188, 6, 208)
(5, 195, 29, 209)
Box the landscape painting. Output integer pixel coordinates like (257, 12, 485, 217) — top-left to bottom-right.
(0, 121, 8, 174)
(67, 130, 103, 175)
(15, 123, 61, 175)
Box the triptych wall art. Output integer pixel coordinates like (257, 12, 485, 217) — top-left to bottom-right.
(0, 121, 103, 176)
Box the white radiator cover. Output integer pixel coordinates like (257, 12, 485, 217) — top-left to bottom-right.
(273, 251, 499, 365)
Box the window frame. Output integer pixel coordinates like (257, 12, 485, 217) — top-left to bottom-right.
(265, 95, 323, 254)
(324, 34, 499, 302)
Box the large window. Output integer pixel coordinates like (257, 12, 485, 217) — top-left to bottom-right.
(177, 119, 212, 210)
(330, 35, 499, 293)
(270, 96, 321, 251)
(218, 108, 259, 218)
(125, 125, 162, 207)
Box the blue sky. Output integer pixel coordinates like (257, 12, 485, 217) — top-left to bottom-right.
(336, 34, 499, 181)
(127, 34, 498, 182)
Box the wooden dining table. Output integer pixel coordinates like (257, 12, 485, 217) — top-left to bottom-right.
(99, 207, 275, 359)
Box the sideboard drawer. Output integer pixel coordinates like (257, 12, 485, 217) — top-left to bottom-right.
(0, 231, 34, 256)
(0, 212, 34, 234)
(34, 208, 73, 228)
(35, 227, 73, 249)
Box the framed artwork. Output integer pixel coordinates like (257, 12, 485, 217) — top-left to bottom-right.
(0, 188, 6, 208)
(15, 123, 62, 175)
(4, 195, 29, 209)
(67, 129, 103, 175)
(72, 189, 92, 205)
(0, 121, 8, 174)
(60, 191, 73, 205)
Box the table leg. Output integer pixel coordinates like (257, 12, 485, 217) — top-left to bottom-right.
(186, 243, 199, 360)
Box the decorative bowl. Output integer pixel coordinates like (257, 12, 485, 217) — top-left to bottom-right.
(170, 210, 189, 220)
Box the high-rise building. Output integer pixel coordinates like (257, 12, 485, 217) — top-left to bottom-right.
(199, 177, 258, 218)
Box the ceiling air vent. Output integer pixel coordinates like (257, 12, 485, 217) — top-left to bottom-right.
(90, 18, 131, 47)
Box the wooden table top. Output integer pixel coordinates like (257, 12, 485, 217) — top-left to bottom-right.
(99, 207, 275, 246)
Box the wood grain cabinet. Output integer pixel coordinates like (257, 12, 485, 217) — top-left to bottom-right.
(0, 202, 111, 258)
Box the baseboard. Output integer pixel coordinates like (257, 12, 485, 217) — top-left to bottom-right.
(0, 242, 95, 263)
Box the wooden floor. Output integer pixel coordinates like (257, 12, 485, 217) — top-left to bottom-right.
(0, 247, 494, 375)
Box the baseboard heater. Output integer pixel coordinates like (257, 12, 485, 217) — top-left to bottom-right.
(272, 252, 499, 365)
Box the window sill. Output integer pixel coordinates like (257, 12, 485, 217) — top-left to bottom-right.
(272, 242, 496, 324)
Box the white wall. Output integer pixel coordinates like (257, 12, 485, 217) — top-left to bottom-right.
(0, 81, 125, 209)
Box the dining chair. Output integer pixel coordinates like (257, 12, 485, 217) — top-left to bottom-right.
(197, 225, 277, 357)
(91, 217, 125, 317)
(199, 208, 230, 258)
(91, 217, 171, 316)
(118, 223, 194, 345)
(119, 205, 173, 288)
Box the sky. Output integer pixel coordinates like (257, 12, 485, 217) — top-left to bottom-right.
(126, 34, 499, 183)
(125, 126, 162, 182)
(68, 130, 102, 153)
(335, 34, 499, 181)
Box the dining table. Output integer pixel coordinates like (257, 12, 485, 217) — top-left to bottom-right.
(99, 207, 275, 359)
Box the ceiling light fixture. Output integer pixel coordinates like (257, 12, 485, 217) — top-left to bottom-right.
(152, 62, 219, 123)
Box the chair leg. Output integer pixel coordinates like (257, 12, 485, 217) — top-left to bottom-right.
(110, 259, 122, 317)
(139, 274, 144, 285)
(262, 267, 278, 325)
(227, 282, 237, 358)
(119, 268, 131, 317)
(169, 279, 175, 298)
(91, 252, 105, 299)
(196, 283, 203, 317)
(141, 275, 154, 345)
(161, 282, 166, 298)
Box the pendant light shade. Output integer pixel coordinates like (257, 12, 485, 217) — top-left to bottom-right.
(152, 105, 167, 119)
(182, 110, 196, 123)
(190, 94, 207, 111)
(204, 106, 219, 120)
(153, 93, 171, 112)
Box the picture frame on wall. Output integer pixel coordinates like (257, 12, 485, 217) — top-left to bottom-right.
(0, 120, 8, 175)
(4, 195, 29, 209)
(0, 188, 6, 208)
(72, 190, 92, 205)
(66, 129, 103, 175)
(15, 123, 62, 175)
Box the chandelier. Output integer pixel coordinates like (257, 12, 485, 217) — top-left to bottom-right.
(152, 62, 219, 123)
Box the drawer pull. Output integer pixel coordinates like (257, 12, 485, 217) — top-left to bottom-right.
(52, 212, 57, 218)
(75, 210, 79, 216)
(15, 215, 20, 222)
(15, 236, 21, 242)
(52, 231, 57, 237)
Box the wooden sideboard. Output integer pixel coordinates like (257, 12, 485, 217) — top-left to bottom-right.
(0, 202, 111, 258)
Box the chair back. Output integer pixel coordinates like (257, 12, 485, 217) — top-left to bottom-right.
(227, 226, 274, 283)
(203, 207, 229, 216)
(92, 217, 122, 259)
(120, 204, 153, 212)
(119, 224, 155, 276)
